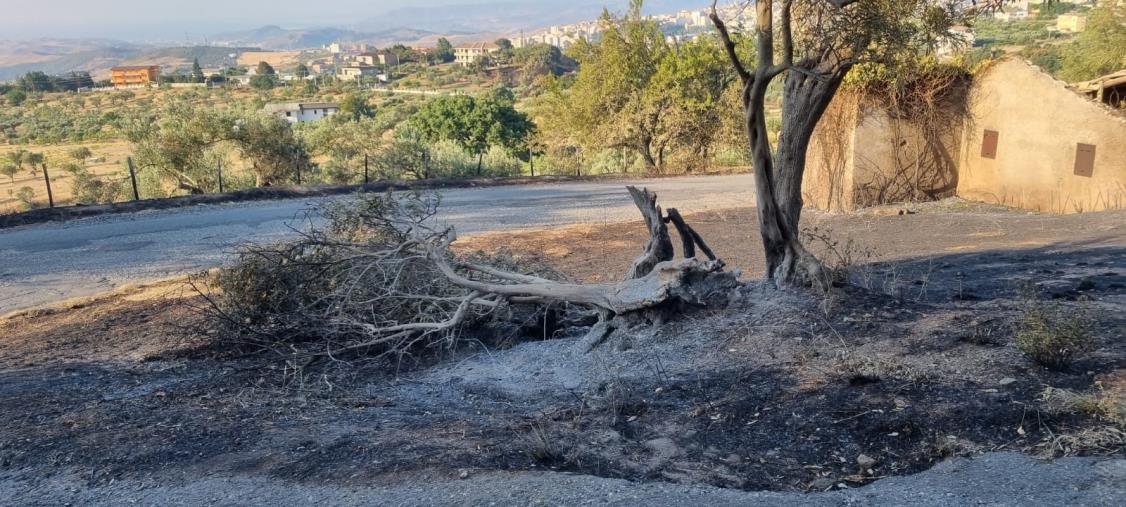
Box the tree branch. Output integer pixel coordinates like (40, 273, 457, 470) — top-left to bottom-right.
(710, 0, 751, 83)
(780, 0, 794, 68)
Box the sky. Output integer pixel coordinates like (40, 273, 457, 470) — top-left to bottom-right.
(0, 0, 496, 41)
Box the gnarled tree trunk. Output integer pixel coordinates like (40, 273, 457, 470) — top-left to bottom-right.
(430, 186, 737, 352)
(712, 0, 844, 289)
(759, 63, 850, 287)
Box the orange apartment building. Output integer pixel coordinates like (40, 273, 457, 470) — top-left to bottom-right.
(110, 65, 160, 87)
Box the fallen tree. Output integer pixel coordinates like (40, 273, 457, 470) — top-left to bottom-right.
(196, 187, 736, 363)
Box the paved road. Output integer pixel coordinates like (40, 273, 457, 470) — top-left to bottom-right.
(0, 174, 754, 313)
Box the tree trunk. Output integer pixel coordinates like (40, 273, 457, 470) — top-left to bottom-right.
(477, 153, 484, 175)
(639, 137, 658, 172)
(743, 64, 848, 289)
(766, 67, 848, 288)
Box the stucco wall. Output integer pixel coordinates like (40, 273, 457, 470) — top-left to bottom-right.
(804, 91, 961, 212)
(957, 59, 1126, 213)
(851, 104, 961, 208)
(804, 94, 859, 212)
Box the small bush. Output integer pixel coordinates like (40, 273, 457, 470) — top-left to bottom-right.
(14, 186, 35, 210)
(1014, 301, 1094, 370)
(72, 168, 123, 204)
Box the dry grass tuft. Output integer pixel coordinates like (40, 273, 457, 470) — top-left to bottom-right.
(1013, 299, 1095, 371)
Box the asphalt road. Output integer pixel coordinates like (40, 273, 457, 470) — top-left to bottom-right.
(0, 174, 754, 313)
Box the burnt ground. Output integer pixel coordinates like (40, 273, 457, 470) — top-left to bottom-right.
(1, 200, 1124, 505)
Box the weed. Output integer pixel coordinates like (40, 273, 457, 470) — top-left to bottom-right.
(1013, 299, 1095, 371)
(521, 419, 563, 464)
(1040, 386, 1125, 427)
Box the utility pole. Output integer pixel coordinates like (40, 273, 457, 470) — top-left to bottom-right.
(127, 157, 140, 200)
(42, 164, 54, 208)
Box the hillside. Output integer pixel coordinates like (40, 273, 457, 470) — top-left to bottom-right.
(0, 43, 266, 81)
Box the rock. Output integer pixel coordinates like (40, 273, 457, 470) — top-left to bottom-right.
(458, 469, 470, 480)
(857, 454, 877, 469)
(644, 438, 683, 459)
(810, 477, 834, 491)
(724, 453, 742, 465)
(999, 377, 1018, 386)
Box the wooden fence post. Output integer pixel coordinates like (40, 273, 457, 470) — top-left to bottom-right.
(42, 164, 54, 208)
(217, 160, 224, 193)
(127, 157, 140, 201)
(364, 153, 369, 184)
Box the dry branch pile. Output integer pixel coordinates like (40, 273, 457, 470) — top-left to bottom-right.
(196, 187, 737, 364)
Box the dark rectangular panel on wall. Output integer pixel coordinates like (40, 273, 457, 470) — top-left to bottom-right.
(981, 130, 999, 159)
(1074, 143, 1096, 177)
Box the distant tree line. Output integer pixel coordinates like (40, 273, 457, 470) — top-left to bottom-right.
(11, 71, 97, 93)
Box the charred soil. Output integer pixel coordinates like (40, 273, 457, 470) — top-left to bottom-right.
(1, 202, 1123, 498)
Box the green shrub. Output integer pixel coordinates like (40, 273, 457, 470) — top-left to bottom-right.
(1014, 302, 1095, 370)
(14, 186, 35, 210)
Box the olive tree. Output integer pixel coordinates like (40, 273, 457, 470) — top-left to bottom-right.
(710, 0, 1000, 288)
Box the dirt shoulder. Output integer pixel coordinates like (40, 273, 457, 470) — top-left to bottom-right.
(1, 203, 1123, 505)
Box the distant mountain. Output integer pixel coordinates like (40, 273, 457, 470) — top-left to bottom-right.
(0, 43, 262, 81)
(211, 25, 372, 50)
(0, 40, 143, 81)
(0, 0, 714, 80)
(212, 0, 714, 50)
(361, 0, 712, 33)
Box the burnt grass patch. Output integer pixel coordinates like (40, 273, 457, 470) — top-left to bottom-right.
(0, 242, 1123, 494)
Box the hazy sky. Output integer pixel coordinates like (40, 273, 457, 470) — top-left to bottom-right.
(0, 0, 497, 40)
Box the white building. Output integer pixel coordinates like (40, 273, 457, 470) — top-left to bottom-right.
(338, 64, 379, 81)
(454, 42, 500, 67)
(263, 102, 339, 123)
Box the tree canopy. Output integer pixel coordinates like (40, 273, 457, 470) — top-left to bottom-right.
(191, 59, 205, 83)
(535, 1, 738, 172)
(435, 38, 456, 64)
(124, 101, 311, 193)
(1058, 4, 1126, 82)
(410, 88, 534, 174)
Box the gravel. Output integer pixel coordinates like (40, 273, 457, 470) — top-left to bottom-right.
(3, 453, 1121, 506)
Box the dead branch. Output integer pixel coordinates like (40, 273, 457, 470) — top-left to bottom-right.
(625, 186, 675, 280)
(198, 188, 737, 364)
(665, 208, 719, 263)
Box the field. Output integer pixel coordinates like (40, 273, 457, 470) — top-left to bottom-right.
(1, 200, 1122, 503)
(236, 51, 309, 73)
(0, 60, 555, 214)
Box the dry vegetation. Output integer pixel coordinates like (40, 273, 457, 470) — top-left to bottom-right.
(0, 141, 131, 212)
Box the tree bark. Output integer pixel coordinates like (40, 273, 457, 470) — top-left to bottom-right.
(711, 0, 841, 289)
